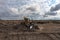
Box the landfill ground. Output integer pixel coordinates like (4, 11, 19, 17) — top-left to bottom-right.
(0, 20, 60, 40)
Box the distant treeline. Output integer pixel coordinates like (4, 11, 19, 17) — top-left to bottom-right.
(0, 20, 60, 24)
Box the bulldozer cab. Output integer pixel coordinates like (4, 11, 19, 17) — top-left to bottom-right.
(24, 17, 30, 24)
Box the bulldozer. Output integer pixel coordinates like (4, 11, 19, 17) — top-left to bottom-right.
(13, 17, 39, 32)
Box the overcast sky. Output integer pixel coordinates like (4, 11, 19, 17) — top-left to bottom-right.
(0, 0, 60, 20)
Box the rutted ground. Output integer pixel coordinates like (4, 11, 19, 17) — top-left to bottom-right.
(0, 20, 60, 40)
(0, 32, 60, 40)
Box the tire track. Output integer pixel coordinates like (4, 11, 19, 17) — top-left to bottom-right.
(47, 33, 60, 40)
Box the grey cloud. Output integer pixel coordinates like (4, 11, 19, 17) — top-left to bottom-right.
(0, 6, 20, 20)
(0, 7, 15, 17)
(44, 4, 60, 17)
(45, 12, 57, 16)
(50, 4, 60, 11)
(26, 7, 36, 11)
